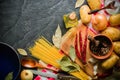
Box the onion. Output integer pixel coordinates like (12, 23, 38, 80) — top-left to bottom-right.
(92, 13, 108, 31)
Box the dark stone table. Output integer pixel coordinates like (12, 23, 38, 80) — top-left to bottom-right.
(0, 0, 86, 79)
(0, 0, 85, 49)
(1, 0, 120, 80)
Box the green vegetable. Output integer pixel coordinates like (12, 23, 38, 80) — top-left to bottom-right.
(59, 56, 80, 72)
(5, 72, 13, 80)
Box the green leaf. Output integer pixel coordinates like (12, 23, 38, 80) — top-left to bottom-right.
(69, 46, 76, 62)
(59, 56, 80, 72)
(5, 72, 13, 80)
(59, 56, 71, 66)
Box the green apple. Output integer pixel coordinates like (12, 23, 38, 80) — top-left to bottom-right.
(20, 70, 33, 80)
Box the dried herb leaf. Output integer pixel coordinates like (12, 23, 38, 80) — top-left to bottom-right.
(59, 56, 80, 72)
(5, 72, 13, 80)
(52, 24, 62, 48)
(17, 48, 28, 56)
(75, 0, 85, 8)
(69, 46, 76, 62)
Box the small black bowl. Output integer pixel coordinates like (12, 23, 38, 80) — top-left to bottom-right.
(0, 42, 21, 80)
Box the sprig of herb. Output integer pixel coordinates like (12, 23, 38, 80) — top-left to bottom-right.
(5, 72, 13, 80)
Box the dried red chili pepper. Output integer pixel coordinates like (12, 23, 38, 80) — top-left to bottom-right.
(74, 28, 88, 64)
(79, 31, 83, 56)
(81, 28, 88, 64)
(75, 33, 81, 59)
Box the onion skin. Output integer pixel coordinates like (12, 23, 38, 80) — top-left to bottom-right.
(92, 13, 108, 31)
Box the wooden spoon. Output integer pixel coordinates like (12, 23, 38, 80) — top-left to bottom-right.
(88, 1, 116, 14)
(21, 57, 59, 71)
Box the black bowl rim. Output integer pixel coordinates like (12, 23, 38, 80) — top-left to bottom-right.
(0, 42, 21, 80)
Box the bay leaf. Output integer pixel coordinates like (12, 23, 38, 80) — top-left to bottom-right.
(5, 72, 13, 80)
(52, 24, 62, 48)
(75, 0, 85, 8)
(59, 56, 80, 72)
(69, 46, 76, 62)
(17, 48, 28, 56)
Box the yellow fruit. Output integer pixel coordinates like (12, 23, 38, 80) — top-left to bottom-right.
(109, 13, 120, 27)
(20, 70, 33, 80)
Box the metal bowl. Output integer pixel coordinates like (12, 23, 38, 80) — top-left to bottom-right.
(0, 42, 21, 80)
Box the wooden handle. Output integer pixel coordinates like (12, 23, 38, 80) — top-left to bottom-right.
(88, 9, 101, 14)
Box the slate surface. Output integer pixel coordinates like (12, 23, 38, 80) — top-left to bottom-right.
(0, 0, 86, 49)
(0, 0, 86, 79)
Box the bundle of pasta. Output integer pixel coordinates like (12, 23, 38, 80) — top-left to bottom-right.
(29, 36, 63, 68)
(29, 36, 91, 80)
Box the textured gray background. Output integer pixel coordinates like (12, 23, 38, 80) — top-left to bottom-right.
(0, 0, 85, 79)
(0, 0, 86, 50)
(1, 0, 120, 79)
